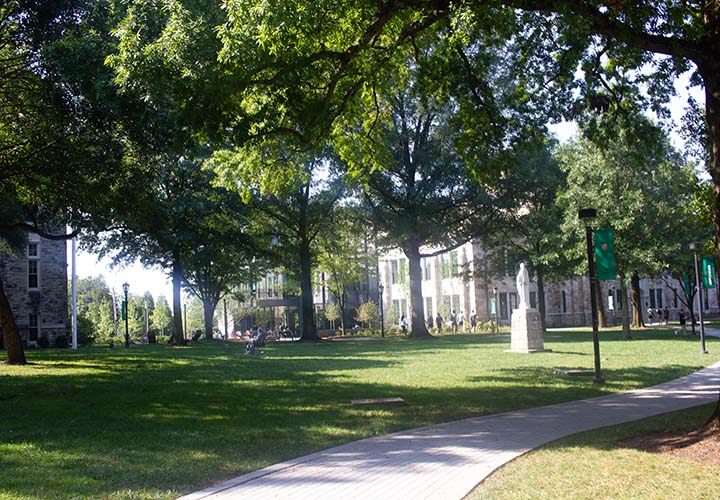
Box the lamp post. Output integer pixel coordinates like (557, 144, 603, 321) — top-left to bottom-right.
(579, 208, 604, 384)
(122, 282, 130, 347)
(378, 283, 385, 338)
(493, 286, 498, 334)
(689, 243, 708, 353)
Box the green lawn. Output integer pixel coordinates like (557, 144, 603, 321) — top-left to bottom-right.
(468, 403, 720, 500)
(1, 328, 718, 500)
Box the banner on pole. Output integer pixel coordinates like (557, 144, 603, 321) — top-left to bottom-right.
(683, 273, 692, 296)
(594, 228, 617, 280)
(489, 298, 496, 315)
(121, 300, 127, 321)
(702, 256, 716, 289)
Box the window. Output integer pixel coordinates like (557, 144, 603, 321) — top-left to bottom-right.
(616, 289, 623, 310)
(391, 260, 399, 284)
(704, 288, 709, 310)
(500, 293, 508, 320)
(656, 289, 663, 308)
(27, 242, 39, 289)
(424, 297, 433, 317)
(399, 260, 408, 284)
(422, 258, 432, 281)
(450, 250, 459, 276)
(672, 288, 678, 308)
(529, 291, 537, 309)
(561, 291, 567, 313)
(649, 288, 657, 308)
(509, 292, 518, 311)
(28, 314, 39, 342)
(607, 290, 615, 311)
(440, 253, 451, 279)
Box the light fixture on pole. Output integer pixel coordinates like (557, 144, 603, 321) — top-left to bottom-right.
(378, 283, 385, 338)
(578, 208, 604, 384)
(122, 282, 130, 348)
(689, 243, 708, 353)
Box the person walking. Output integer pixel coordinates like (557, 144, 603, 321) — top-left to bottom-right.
(470, 310, 477, 333)
(435, 313, 443, 334)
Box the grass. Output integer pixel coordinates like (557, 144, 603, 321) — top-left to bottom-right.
(1, 327, 718, 500)
(467, 403, 720, 500)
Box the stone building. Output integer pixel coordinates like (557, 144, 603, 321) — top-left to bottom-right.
(0, 232, 68, 347)
(379, 240, 719, 329)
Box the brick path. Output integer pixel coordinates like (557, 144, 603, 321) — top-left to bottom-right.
(179, 357, 720, 500)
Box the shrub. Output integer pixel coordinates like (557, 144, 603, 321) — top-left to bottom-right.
(54, 335, 68, 348)
(37, 336, 50, 348)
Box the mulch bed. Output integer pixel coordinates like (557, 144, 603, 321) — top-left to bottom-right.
(619, 420, 720, 467)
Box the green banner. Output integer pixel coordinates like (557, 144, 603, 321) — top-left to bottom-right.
(594, 228, 617, 280)
(121, 300, 127, 321)
(489, 298, 496, 315)
(702, 256, 716, 289)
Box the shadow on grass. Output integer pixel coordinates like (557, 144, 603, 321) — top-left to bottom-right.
(0, 334, 717, 500)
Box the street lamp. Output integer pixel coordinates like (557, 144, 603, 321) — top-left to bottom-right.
(122, 282, 130, 347)
(579, 208, 604, 384)
(689, 243, 708, 353)
(378, 283, 385, 338)
(492, 286, 498, 334)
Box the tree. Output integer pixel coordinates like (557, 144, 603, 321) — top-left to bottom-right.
(323, 303, 342, 331)
(151, 295, 173, 336)
(333, 42, 518, 337)
(316, 205, 374, 334)
(1, 0, 130, 364)
(74, 276, 116, 343)
(556, 113, 704, 338)
(356, 301, 380, 329)
(209, 140, 345, 341)
(483, 139, 571, 331)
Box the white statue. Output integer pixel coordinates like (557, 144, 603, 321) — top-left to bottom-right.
(516, 263, 530, 310)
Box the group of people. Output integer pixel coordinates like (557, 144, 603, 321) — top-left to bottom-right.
(424, 310, 478, 334)
(646, 305, 672, 325)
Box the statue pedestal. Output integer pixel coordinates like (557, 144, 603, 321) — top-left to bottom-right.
(509, 308, 549, 353)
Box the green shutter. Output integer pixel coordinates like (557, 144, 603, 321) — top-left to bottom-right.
(594, 228, 617, 281)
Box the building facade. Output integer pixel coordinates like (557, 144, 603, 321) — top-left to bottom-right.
(0, 233, 68, 347)
(379, 241, 719, 329)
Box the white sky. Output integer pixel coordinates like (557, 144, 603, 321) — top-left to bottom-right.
(67, 71, 705, 310)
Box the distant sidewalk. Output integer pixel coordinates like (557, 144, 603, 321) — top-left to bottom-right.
(178, 362, 720, 500)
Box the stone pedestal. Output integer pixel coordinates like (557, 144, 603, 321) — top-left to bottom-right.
(510, 308, 549, 353)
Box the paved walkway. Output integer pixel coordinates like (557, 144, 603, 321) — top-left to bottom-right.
(179, 350, 720, 500)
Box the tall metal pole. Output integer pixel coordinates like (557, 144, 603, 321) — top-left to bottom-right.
(123, 284, 130, 347)
(581, 212, 604, 384)
(691, 245, 708, 353)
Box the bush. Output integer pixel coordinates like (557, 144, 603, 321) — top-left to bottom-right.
(54, 335, 68, 348)
(38, 336, 50, 348)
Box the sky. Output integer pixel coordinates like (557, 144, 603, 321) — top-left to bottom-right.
(66, 70, 705, 308)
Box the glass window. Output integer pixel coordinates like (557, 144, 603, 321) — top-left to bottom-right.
(391, 260, 399, 284)
(500, 293, 508, 320)
(616, 289, 623, 310)
(529, 291, 537, 309)
(562, 291, 567, 313)
(28, 314, 39, 341)
(607, 290, 614, 311)
(649, 288, 657, 309)
(28, 260, 38, 289)
(424, 297, 433, 317)
(422, 258, 432, 281)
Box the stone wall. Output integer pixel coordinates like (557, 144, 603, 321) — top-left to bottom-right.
(1, 234, 68, 346)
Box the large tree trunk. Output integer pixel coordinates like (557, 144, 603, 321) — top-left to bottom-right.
(700, 59, 720, 269)
(0, 279, 26, 365)
(536, 268, 547, 332)
(404, 239, 430, 338)
(299, 235, 317, 341)
(630, 271, 644, 328)
(619, 277, 632, 340)
(172, 254, 185, 345)
(202, 297, 217, 340)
